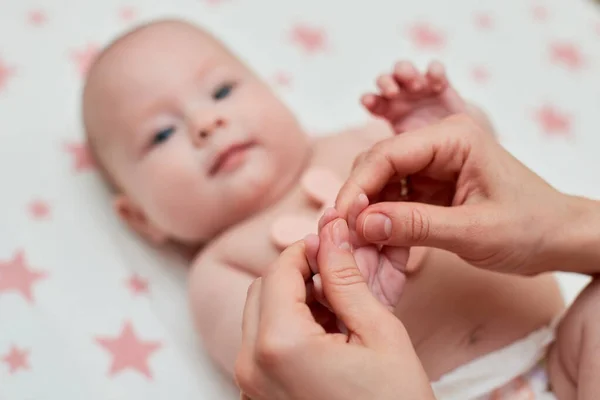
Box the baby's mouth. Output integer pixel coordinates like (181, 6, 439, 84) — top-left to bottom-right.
(209, 140, 257, 176)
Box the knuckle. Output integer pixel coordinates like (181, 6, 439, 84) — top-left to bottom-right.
(255, 332, 292, 368)
(352, 151, 367, 170)
(329, 264, 365, 287)
(406, 207, 431, 243)
(234, 356, 255, 392)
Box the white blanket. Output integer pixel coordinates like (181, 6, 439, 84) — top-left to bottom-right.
(1, 0, 598, 398)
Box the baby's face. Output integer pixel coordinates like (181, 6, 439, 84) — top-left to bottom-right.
(86, 22, 310, 244)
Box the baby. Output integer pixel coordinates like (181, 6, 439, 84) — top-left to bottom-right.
(83, 19, 567, 399)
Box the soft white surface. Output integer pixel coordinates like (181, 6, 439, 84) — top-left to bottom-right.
(1, 0, 599, 398)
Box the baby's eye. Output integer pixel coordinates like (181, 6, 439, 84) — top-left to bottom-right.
(212, 83, 235, 100)
(152, 126, 175, 146)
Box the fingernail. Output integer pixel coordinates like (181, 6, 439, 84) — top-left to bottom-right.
(358, 193, 368, 206)
(362, 213, 392, 242)
(332, 219, 351, 250)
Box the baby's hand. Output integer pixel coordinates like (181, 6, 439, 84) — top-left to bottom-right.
(362, 60, 467, 134)
(309, 203, 409, 312)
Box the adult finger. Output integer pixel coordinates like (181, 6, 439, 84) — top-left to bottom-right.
(241, 278, 262, 352)
(317, 218, 395, 347)
(356, 201, 488, 252)
(259, 242, 325, 339)
(335, 115, 475, 218)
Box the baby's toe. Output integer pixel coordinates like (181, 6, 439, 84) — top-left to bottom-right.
(426, 60, 448, 93)
(376, 74, 400, 98)
(393, 61, 425, 93)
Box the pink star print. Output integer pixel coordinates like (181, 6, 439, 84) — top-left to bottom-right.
(408, 23, 446, 51)
(28, 199, 51, 220)
(96, 321, 162, 379)
(2, 346, 30, 374)
(0, 251, 48, 303)
(474, 12, 494, 30)
(534, 105, 572, 137)
(471, 66, 490, 84)
(272, 71, 292, 88)
(290, 24, 328, 54)
(70, 44, 100, 77)
(64, 141, 96, 172)
(550, 42, 585, 71)
(0, 59, 16, 93)
(119, 7, 136, 22)
(28, 10, 47, 26)
(127, 274, 149, 295)
(532, 5, 548, 22)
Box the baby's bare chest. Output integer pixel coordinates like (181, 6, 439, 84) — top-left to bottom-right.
(214, 133, 374, 276)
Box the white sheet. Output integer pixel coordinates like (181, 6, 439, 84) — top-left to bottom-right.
(1, 0, 598, 398)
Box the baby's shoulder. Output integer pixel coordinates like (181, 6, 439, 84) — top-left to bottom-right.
(195, 219, 279, 278)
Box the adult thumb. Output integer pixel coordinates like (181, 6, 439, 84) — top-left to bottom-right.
(356, 201, 483, 253)
(317, 218, 396, 346)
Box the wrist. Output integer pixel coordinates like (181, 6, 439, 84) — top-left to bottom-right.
(543, 194, 600, 275)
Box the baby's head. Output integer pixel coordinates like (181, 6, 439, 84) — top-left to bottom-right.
(83, 20, 310, 245)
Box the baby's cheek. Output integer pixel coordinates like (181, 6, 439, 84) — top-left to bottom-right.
(144, 166, 212, 241)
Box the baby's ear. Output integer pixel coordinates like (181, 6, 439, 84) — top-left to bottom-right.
(113, 195, 167, 245)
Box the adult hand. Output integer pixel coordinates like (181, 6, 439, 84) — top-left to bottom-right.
(235, 218, 434, 400)
(336, 114, 583, 276)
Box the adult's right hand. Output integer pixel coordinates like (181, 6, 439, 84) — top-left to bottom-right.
(336, 114, 588, 276)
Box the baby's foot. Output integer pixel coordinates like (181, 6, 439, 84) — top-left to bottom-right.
(362, 60, 467, 133)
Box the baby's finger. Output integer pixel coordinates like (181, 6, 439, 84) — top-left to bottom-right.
(376, 74, 400, 98)
(318, 207, 339, 233)
(426, 60, 448, 93)
(347, 194, 369, 246)
(304, 234, 320, 274)
(312, 274, 332, 310)
(393, 61, 423, 93)
(361, 93, 389, 116)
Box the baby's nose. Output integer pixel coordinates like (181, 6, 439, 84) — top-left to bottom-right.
(192, 117, 226, 146)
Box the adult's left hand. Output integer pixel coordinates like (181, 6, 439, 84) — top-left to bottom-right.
(235, 218, 434, 400)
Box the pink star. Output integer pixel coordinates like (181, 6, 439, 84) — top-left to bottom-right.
(2, 346, 30, 374)
(550, 42, 585, 71)
(28, 199, 51, 220)
(70, 44, 100, 77)
(28, 10, 47, 26)
(0, 251, 48, 303)
(474, 12, 494, 30)
(290, 24, 328, 54)
(595, 22, 600, 36)
(532, 5, 548, 21)
(408, 22, 446, 51)
(471, 66, 490, 83)
(0, 59, 16, 93)
(119, 7, 136, 22)
(64, 141, 96, 172)
(127, 274, 149, 295)
(272, 71, 292, 88)
(96, 321, 162, 379)
(534, 105, 572, 137)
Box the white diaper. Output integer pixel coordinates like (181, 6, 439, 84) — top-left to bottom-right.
(431, 319, 560, 400)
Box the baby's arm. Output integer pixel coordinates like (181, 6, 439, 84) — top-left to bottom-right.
(549, 278, 600, 400)
(188, 252, 254, 377)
